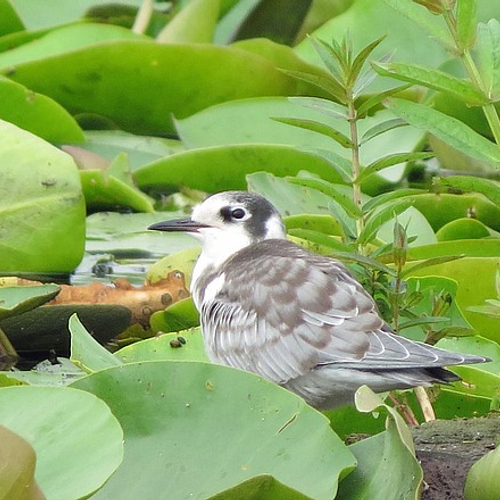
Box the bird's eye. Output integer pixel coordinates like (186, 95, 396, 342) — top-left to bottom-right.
(231, 208, 246, 220)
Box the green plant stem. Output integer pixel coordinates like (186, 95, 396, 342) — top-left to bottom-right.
(442, 8, 500, 150)
(347, 99, 365, 246)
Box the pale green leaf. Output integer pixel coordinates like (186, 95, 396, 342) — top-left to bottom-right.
(374, 62, 488, 106)
(356, 152, 433, 182)
(385, 98, 500, 168)
(456, 0, 477, 51)
(273, 117, 354, 148)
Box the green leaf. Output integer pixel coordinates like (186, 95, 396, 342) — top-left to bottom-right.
(298, 146, 353, 182)
(135, 144, 345, 193)
(79, 152, 155, 213)
(436, 218, 491, 241)
(115, 328, 208, 363)
(289, 229, 352, 253)
(385, 98, 500, 168)
(0, 424, 44, 500)
(401, 276, 475, 341)
(477, 19, 500, 101)
(336, 386, 423, 499)
(435, 175, 500, 207)
(374, 62, 488, 106)
(229, 0, 312, 46)
(347, 36, 385, 88)
(72, 361, 356, 500)
(287, 177, 362, 217)
(360, 118, 408, 145)
(0, 1, 24, 36)
(147, 247, 200, 289)
(280, 68, 347, 102)
(0, 284, 59, 320)
(0, 120, 85, 272)
(356, 152, 433, 182)
(149, 298, 200, 334)
(308, 36, 345, 82)
(362, 188, 423, 213)
(69, 313, 123, 372)
(0, 386, 124, 500)
(465, 444, 500, 500)
(400, 255, 464, 279)
(358, 199, 413, 244)
(456, 0, 477, 51)
(0, 77, 84, 143)
(0, 30, 315, 136)
(356, 85, 412, 117)
(289, 96, 348, 120)
(273, 117, 354, 148)
(156, 0, 219, 43)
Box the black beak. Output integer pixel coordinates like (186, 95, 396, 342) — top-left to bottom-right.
(148, 218, 209, 233)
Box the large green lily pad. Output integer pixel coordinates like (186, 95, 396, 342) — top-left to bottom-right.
(72, 361, 356, 499)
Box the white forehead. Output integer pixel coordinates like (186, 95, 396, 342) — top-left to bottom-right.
(191, 192, 234, 223)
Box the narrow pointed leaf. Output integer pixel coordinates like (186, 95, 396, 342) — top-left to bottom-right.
(362, 189, 423, 213)
(274, 117, 353, 148)
(360, 118, 408, 145)
(358, 199, 413, 244)
(385, 98, 500, 168)
(309, 37, 344, 80)
(280, 69, 347, 103)
(434, 175, 500, 207)
(456, 0, 477, 51)
(329, 252, 395, 275)
(357, 85, 412, 117)
(400, 254, 464, 279)
(347, 36, 385, 88)
(298, 146, 353, 182)
(287, 177, 362, 217)
(356, 152, 433, 182)
(373, 62, 488, 106)
(289, 97, 348, 120)
(477, 20, 500, 101)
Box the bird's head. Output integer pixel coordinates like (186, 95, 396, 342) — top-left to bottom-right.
(148, 191, 286, 265)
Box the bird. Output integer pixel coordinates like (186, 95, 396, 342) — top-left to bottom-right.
(148, 191, 489, 409)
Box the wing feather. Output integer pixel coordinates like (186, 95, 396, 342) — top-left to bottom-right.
(197, 239, 482, 385)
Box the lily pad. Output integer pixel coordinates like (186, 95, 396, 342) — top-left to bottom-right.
(0, 119, 85, 272)
(0, 77, 84, 143)
(115, 327, 208, 363)
(149, 297, 200, 334)
(1, 35, 321, 135)
(72, 361, 356, 499)
(134, 144, 344, 193)
(0, 284, 59, 320)
(79, 153, 155, 213)
(0, 386, 124, 500)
